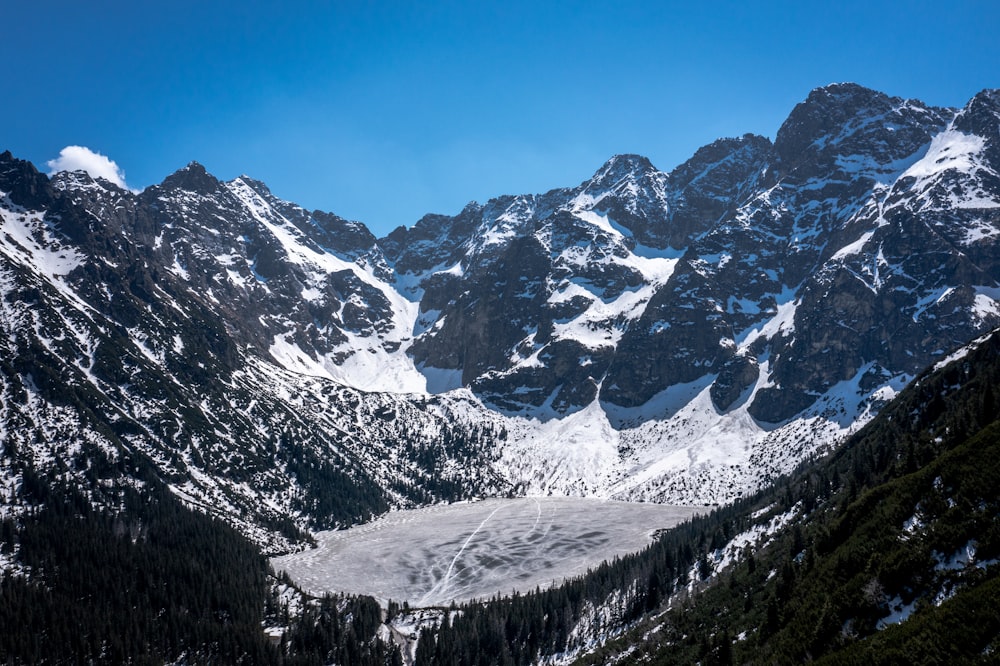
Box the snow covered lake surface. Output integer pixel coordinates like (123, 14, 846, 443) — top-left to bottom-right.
(271, 497, 700, 607)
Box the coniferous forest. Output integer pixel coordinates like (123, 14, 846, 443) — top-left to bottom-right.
(2, 332, 1000, 663)
(414, 333, 1000, 664)
(0, 477, 402, 665)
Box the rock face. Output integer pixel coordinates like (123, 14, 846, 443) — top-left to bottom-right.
(401, 85, 1000, 425)
(710, 351, 759, 412)
(0, 153, 509, 552)
(1, 83, 999, 543)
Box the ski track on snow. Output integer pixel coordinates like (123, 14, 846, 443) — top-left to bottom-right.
(418, 502, 510, 606)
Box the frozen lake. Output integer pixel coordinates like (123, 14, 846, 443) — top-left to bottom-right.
(271, 497, 699, 607)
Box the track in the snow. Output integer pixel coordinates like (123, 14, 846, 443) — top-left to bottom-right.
(271, 497, 699, 607)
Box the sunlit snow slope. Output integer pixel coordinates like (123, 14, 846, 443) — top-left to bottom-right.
(1, 84, 999, 550)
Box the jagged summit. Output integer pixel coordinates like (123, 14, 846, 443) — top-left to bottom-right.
(49, 168, 130, 193)
(231, 173, 274, 196)
(0, 150, 51, 208)
(785, 81, 925, 124)
(804, 81, 886, 103)
(954, 87, 1000, 142)
(1, 83, 998, 545)
(774, 83, 953, 171)
(588, 153, 658, 183)
(157, 160, 221, 194)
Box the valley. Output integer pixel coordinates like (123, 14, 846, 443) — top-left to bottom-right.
(1, 81, 999, 663)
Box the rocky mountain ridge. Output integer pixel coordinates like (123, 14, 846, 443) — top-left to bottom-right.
(1, 82, 999, 547)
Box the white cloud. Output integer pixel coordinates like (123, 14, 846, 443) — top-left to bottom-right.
(46, 146, 130, 190)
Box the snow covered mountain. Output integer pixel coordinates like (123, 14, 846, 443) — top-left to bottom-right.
(1, 83, 999, 548)
(389, 84, 1000, 502)
(0, 154, 509, 552)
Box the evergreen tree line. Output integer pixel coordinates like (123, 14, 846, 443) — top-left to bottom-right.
(0, 476, 402, 664)
(410, 498, 763, 665)
(274, 429, 391, 529)
(274, 589, 403, 666)
(4, 324, 1000, 663)
(391, 422, 509, 506)
(416, 333, 1000, 665)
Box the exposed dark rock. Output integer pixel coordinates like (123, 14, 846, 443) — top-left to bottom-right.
(2, 84, 999, 541)
(711, 352, 759, 411)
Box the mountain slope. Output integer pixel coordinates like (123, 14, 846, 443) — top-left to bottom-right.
(603, 328, 1000, 664)
(395, 84, 1000, 505)
(0, 152, 509, 552)
(0, 83, 998, 549)
(414, 328, 1000, 665)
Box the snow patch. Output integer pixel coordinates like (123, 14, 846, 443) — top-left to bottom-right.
(737, 286, 799, 347)
(933, 329, 995, 371)
(710, 504, 801, 575)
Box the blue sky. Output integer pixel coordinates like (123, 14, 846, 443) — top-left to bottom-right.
(3, 1, 998, 236)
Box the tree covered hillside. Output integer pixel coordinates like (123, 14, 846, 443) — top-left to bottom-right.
(579, 332, 1000, 664)
(412, 331, 1000, 665)
(0, 478, 403, 664)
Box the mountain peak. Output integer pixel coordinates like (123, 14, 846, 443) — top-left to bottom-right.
(670, 134, 772, 181)
(775, 83, 892, 158)
(0, 150, 51, 209)
(606, 153, 654, 168)
(584, 154, 659, 195)
(596, 153, 656, 176)
(159, 160, 221, 194)
(953, 87, 1000, 138)
(0, 150, 38, 178)
(231, 174, 274, 199)
(774, 83, 950, 171)
(806, 81, 883, 103)
(971, 87, 1000, 105)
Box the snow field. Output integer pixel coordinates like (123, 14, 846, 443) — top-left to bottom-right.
(271, 497, 699, 607)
